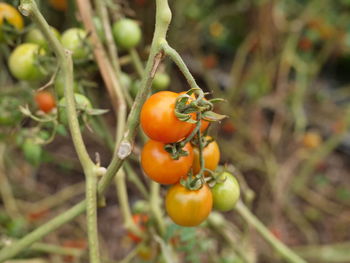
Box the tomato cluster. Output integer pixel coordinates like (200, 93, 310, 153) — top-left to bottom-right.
(140, 89, 241, 227)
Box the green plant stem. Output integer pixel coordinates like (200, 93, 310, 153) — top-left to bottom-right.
(124, 161, 149, 199)
(149, 182, 166, 236)
(0, 144, 21, 219)
(114, 168, 143, 237)
(0, 0, 172, 260)
(18, 1, 100, 263)
(129, 48, 144, 78)
(93, 0, 133, 107)
(30, 243, 83, 257)
(161, 43, 200, 90)
(235, 201, 307, 263)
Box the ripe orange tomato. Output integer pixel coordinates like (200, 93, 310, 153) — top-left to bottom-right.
(302, 132, 322, 149)
(141, 140, 194, 184)
(0, 3, 23, 31)
(140, 91, 194, 143)
(49, 0, 68, 11)
(192, 136, 220, 175)
(165, 183, 212, 226)
(35, 91, 56, 113)
(128, 214, 148, 243)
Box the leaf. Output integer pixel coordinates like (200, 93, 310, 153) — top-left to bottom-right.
(202, 111, 227, 122)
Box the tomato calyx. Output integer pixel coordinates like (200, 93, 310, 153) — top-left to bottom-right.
(163, 142, 189, 160)
(180, 172, 205, 191)
(205, 171, 228, 188)
(174, 88, 226, 124)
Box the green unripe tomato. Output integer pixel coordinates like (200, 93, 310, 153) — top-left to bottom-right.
(25, 26, 60, 50)
(130, 79, 140, 98)
(58, 93, 92, 126)
(22, 139, 42, 166)
(6, 218, 27, 238)
(61, 28, 89, 59)
(8, 43, 47, 81)
(152, 72, 170, 91)
(211, 172, 240, 212)
(54, 71, 80, 98)
(0, 96, 23, 126)
(112, 19, 141, 49)
(93, 16, 105, 42)
(120, 72, 132, 89)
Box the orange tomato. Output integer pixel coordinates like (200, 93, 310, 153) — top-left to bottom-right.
(0, 3, 23, 30)
(140, 91, 194, 143)
(302, 132, 322, 149)
(192, 136, 220, 175)
(35, 91, 56, 113)
(141, 140, 194, 184)
(128, 214, 148, 243)
(165, 183, 212, 226)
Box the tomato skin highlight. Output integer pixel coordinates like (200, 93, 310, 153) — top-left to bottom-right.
(35, 91, 56, 113)
(8, 43, 46, 81)
(165, 183, 213, 227)
(140, 91, 194, 143)
(192, 137, 220, 175)
(141, 140, 194, 185)
(211, 172, 240, 212)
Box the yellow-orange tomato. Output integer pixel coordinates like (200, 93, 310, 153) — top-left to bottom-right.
(165, 183, 212, 227)
(141, 140, 194, 185)
(140, 91, 194, 143)
(0, 3, 23, 34)
(302, 132, 322, 149)
(35, 91, 56, 113)
(49, 0, 68, 11)
(192, 137, 220, 175)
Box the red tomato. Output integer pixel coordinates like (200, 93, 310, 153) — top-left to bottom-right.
(49, 0, 67, 11)
(128, 214, 148, 243)
(35, 91, 56, 113)
(141, 140, 194, 184)
(165, 183, 212, 226)
(140, 91, 194, 143)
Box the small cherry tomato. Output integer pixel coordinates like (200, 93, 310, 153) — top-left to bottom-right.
(54, 70, 79, 98)
(0, 3, 23, 40)
(141, 140, 194, 184)
(35, 91, 56, 113)
(49, 0, 68, 11)
(120, 72, 132, 89)
(140, 91, 194, 143)
(128, 214, 148, 243)
(8, 43, 47, 81)
(112, 18, 141, 49)
(302, 132, 322, 149)
(165, 183, 213, 227)
(137, 243, 154, 261)
(129, 79, 140, 98)
(61, 28, 89, 60)
(152, 72, 170, 91)
(58, 93, 92, 126)
(211, 172, 240, 212)
(22, 139, 42, 166)
(25, 26, 60, 50)
(192, 137, 220, 175)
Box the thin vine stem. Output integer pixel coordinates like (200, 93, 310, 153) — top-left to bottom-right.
(129, 48, 145, 78)
(235, 201, 307, 263)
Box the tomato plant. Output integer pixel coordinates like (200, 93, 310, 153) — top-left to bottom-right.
(8, 43, 47, 81)
(140, 91, 194, 143)
(211, 172, 240, 212)
(25, 27, 60, 50)
(128, 214, 148, 243)
(54, 71, 79, 98)
(61, 28, 89, 60)
(35, 91, 56, 113)
(0, 3, 23, 40)
(152, 72, 170, 91)
(165, 183, 213, 227)
(112, 18, 141, 49)
(192, 137, 220, 175)
(141, 140, 194, 184)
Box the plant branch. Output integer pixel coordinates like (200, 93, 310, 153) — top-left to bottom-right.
(129, 48, 144, 78)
